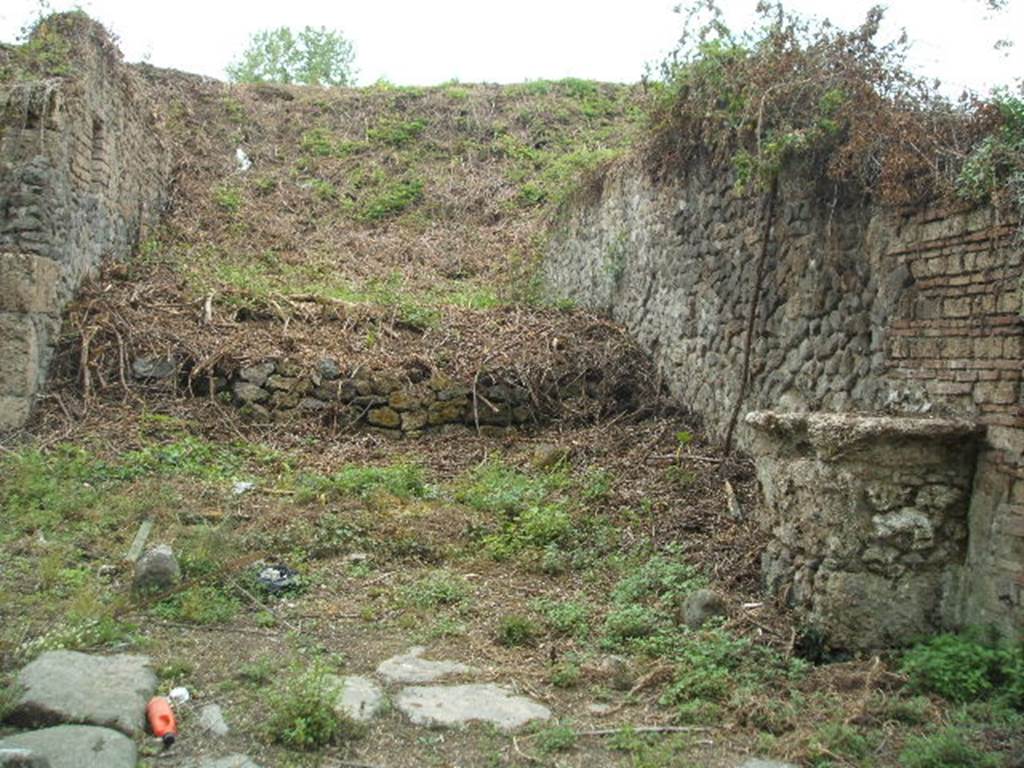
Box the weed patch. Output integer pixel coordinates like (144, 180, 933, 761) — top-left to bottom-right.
(899, 728, 1002, 768)
(401, 570, 470, 609)
(296, 462, 427, 503)
(266, 666, 362, 749)
(496, 614, 540, 647)
(152, 585, 240, 625)
(901, 631, 1024, 708)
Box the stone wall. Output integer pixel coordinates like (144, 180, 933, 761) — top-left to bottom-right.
(545, 154, 1023, 642)
(129, 351, 637, 437)
(0, 16, 169, 428)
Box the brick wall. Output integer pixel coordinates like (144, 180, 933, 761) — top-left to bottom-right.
(0, 15, 169, 428)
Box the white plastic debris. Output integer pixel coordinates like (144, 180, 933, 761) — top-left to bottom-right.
(168, 686, 190, 705)
(235, 147, 251, 172)
(232, 481, 255, 496)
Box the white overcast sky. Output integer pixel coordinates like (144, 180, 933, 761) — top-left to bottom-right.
(0, 1, 1020, 95)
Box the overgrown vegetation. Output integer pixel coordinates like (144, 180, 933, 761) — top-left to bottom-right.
(647, 1, 1019, 209)
(901, 631, 1024, 709)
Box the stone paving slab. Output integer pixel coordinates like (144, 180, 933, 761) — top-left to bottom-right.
(185, 756, 262, 768)
(0, 726, 135, 768)
(8, 652, 155, 735)
(198, 704, 229, 737)
(0, 749, 50, 767)
(376, 646, 473, 684)
(395, 683, 551, 731)
(327, 675, 385, 722)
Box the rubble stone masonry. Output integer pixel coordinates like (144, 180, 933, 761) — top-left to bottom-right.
(0, 17, 169, 428)
(546, 155, 1023, 642)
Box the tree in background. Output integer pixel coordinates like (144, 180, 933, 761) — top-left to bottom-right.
(226, 26, 356, 86)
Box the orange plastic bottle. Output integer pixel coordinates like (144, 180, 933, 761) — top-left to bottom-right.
(147, 696, 177, 746)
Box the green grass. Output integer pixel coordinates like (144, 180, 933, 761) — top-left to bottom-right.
(152, 585, 241, 625)
(295, 462, 428, 503)
(213, 184, 242, 212)
(899, 729, 1003, 768)
(361, 178, 424, 220)
(456, 457, 569, 515)
(367, 117, 427, 147)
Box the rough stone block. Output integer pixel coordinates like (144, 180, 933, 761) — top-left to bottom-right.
(0, 726, 134, 768)
(0, 253, 62, 314)
(0, 395, 33, 430)
(0, 314, 40, 397)
(9, 651, 156, 735)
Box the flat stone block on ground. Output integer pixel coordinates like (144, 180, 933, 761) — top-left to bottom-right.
(185, 756, 262, 768)
(0, 725, 135, 768)
(327, 675, 385, 722)
(395, 683, 551, 731)
(0, 748, 50, 767)
(9, 651, 155, 735)
(376, 646, 473, 684)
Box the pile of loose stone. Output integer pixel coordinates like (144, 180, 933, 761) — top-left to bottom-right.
(0, 648, 794, 767)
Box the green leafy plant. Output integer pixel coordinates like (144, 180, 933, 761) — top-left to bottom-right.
(901, 632, 1023, 707)
(296, 462, 427, 503)
(266, 666, 361, 749)
(809, 722, 876, 766)
(549, 660, 581, 688)
(531, 598, 591, 640)
(401, 570, 470, 608)
(213, 185, 242, 212)
(534, 724, 577, 754)
(496, 614, 540, 647)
